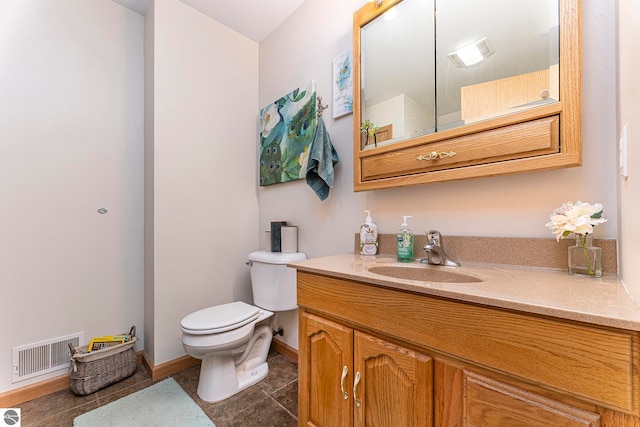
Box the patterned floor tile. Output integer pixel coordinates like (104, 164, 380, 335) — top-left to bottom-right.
(14, 350, 298, 426)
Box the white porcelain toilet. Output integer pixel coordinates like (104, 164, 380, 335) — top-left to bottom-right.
(181, 250, 306, 402)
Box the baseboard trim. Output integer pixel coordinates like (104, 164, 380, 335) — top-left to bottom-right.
(2, 344, 295, 407)
(272, 339, 298, 362)
(0, 352, 144, 407)
(0, 374, 69, 407)
(142, 352, 200, 382)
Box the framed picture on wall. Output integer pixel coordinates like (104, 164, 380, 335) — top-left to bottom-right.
(332, 49, 353, 119)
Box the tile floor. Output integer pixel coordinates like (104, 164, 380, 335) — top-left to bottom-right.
(17, 351, 298, 427)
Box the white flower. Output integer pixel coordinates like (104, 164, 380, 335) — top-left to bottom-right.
(298, 145, 310, 178)
(545, 201, 607, 241)
(260, 103, 280, 139)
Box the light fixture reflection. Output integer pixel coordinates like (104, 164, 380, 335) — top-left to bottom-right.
(448, 37, 494, 68)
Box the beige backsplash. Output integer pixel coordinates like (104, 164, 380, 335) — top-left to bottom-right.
(355, 234, 618, 274)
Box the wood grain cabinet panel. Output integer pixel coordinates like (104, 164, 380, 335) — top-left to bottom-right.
(361, 116, 559, 181)
(464, 371, 601, 426)
(297, 272, 640, 414)
(299, 313, 353, 427)
(354, 332, 432, 427)
(299, 312, 432, 427)
(297, 271, 640, 426)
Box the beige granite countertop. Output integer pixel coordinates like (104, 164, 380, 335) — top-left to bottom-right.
(289, 253, 640, 331)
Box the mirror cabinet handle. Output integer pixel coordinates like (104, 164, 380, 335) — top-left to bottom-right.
(416, 151, 456, 161)
(340, 365, 349, 400)
(353, 371, 362, 408)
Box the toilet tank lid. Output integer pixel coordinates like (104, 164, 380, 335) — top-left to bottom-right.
(248, 251, 307, 264)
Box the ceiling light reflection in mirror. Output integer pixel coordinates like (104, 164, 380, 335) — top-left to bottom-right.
(360, 0, 559, 149)
(437, 0, 559, 129)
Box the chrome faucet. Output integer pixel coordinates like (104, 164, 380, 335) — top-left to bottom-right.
(420, 230, 460, 267)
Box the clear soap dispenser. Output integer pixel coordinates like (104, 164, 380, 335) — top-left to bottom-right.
(397, 215, 414, 262)
(360, 210, 378, 255)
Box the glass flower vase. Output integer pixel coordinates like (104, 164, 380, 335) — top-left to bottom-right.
(568, 234, 601, 278)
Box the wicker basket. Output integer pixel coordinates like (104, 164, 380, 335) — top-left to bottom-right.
(68, 326, 138, 396)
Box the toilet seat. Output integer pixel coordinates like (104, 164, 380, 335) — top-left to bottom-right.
(181, 301, 261, 335)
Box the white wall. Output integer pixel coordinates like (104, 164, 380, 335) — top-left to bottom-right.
(259, 0, 619, 348)
(367, 95, 408, 138)
(617, 0, 640, 301)
(0, 0, 144, 392)
(366, 94, 433, 142)
(0, 0, 627, 394)
(144, 0, 157, 364)
(147, 0, 259, 365)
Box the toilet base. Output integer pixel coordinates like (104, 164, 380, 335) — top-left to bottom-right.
(196, 324, 272, 402)
(197, 358, 269, 403)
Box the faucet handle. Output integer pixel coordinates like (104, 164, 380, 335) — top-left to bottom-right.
(426, 230, 442, 246)
(422, 230, 461, 267)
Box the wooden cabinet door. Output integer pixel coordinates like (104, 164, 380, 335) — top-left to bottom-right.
(354, 332, 433, 427)
(299, 312, 354, 427)
(464, 371, 601, 426)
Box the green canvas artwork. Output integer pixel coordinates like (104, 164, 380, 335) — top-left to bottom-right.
(259, 81, 317, 186)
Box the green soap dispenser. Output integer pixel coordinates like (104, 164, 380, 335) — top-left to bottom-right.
(397, 216, 414, 262)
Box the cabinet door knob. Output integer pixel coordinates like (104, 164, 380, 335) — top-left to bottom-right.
(340, 365, 349, 400)
(353, 371, 362, 408)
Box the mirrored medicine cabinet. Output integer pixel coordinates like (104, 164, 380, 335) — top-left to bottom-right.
(353, 0, 581, 191)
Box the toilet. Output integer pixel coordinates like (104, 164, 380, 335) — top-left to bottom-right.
(181, 250, 307, 402)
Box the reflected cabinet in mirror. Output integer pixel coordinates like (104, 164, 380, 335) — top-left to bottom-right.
(353, 0, 581, 190)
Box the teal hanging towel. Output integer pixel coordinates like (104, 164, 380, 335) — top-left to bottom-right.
(306, 117, 339, 201)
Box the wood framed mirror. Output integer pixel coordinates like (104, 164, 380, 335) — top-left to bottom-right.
(353, 0, 581, 191)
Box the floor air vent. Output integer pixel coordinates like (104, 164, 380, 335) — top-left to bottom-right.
(12, 332, 83, 383)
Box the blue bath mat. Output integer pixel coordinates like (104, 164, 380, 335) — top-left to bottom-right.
(74, 377, 214, 427)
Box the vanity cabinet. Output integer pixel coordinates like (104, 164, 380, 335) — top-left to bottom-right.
(297, 271, 640, 426)
(299, 312, 432, 426)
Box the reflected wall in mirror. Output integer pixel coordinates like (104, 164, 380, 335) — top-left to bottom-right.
(437, 0, 559, 129)
(353, 0, 581, 191)
(361, 0, 435, 149)
(360, 0, 560, 148)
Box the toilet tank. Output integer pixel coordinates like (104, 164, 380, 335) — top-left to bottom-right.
(248, 251, 307, 311)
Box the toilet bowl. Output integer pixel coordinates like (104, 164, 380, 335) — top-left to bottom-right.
(181, 251, 306, 402)
(181, 301, 274, 402)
